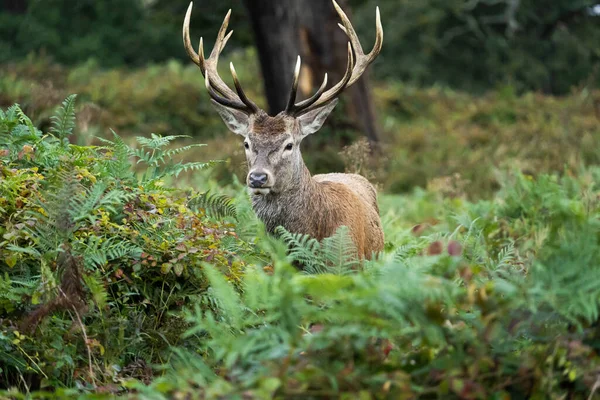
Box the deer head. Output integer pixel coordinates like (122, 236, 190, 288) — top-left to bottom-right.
(183, 1, 383, 196)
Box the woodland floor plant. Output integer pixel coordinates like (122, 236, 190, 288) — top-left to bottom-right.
(1, 98, 600, 399)
(0, 96, 242, 393)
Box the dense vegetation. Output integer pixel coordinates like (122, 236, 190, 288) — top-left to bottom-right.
(1, 1, 599, 396)
(2, 87, 600, 398)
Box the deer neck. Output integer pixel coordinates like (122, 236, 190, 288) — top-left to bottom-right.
(250, 163, 321, 234)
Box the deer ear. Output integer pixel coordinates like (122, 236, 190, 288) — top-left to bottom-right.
(210, 100, 250, 137)
(296, 99, 338, 138)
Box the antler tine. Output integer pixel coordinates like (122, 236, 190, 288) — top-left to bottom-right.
(295, 73, 328, 109)
(290, 1, 382, 114)
(210, 9, 232, 59)
(183, 2, 200, 68)
(230, 62, 259, 112)
(333, 0, 383, 86)
(183, 2, 258, 115)
(205, 74, 248, 111)
(285, 56, 302, 113)
(221, 30, 234, 53)
(285, 54, 330, 115)
(299, 42, 355, 113)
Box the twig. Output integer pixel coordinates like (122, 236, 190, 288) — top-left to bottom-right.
(588, 374, 600, 400)
(62, 288, 97, 388)
(18, 373, 30, 396)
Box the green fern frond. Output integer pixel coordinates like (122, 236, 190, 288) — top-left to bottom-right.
(31, 171, 83, 239)
(491, 243, 516, 272)
(321, 226, 359, 275)
(275, 226, 321, 269)
(202, 263, 243, 329)
(162, 160, 222, 178)
(96, 130, 135, 179)
(82, 272, 108, 310)
(81, 236, 142, 269)
(275, 225, 362, 274)
(69, 182, 135, 224)
(189, 191, 237, 220)
(70, 182, 108, 223)
(4, 104, 19, 121)
(135, 133, 189, 150)
(49, 94, 77, 141)
(164, 144, 207, 159)
(14, 104, 36, 136)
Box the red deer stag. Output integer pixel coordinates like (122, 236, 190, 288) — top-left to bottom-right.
(183, 1, 384, 259)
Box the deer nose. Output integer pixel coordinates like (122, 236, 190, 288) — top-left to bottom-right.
(248, 171, 269, 188)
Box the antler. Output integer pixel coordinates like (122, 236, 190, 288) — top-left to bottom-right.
(286, 0, 383, 116)
(183, 2, 259, 113)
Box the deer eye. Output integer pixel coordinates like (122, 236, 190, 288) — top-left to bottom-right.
(244, 141, 249, 149)
(284, 143, 293, 151)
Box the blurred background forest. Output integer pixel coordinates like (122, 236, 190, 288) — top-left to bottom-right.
(1, 0, 600, 195)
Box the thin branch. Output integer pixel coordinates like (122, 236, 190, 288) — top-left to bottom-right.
(588, 374, 600, 400)
(62, 288, 97, 388)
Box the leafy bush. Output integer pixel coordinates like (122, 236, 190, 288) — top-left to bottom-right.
(2, 98, 600, 399)
(0, 97, 244, 391)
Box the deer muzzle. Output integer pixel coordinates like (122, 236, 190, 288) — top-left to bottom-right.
(247, 170, 273, 195)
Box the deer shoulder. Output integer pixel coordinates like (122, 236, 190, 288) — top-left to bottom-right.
(313, 173, 383, 258)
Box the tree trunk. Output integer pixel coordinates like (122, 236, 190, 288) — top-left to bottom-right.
(243, 0, 381, 144)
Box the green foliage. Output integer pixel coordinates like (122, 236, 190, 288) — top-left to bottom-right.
(0, 53, 263, 142)
(3, 95, 600, 398)
(49, 94, 77, 144)
(351, 0, 600, 94)
(140, 161, 600, 399)
(188, 191, 238, 220)
(0, 97, 245, 392)
(0, 0, 252, 67)
(276, 225, 361, 274)
(99, 131, 220, 185)
(376, 83, 600, 196)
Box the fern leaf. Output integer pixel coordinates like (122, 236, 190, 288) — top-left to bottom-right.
(189, 191, 237, 220)
(97, 130, 135, 179)
(49, 94, 77, 141)
(275, 226, 323, 272)
(82, 272, 108, 310)
(14, 104, 37, 136)
(164, 144, 207, 160)
(135, 133, 189, 149)
(321, 226, 359, 274)
(202, 263, 243, 329)
(163, 160, 222, 178)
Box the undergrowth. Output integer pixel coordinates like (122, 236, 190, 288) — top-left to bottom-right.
(0, 97, 243, 393)
(1, 98, 600, 399)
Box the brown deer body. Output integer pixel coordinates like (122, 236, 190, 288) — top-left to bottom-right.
(183, 1, 384, 259)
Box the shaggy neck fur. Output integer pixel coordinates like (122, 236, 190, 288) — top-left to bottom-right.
(251, 161, 319, 235)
